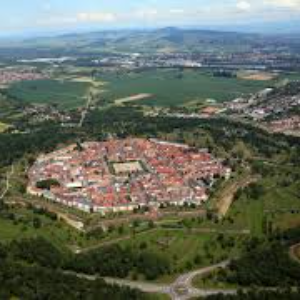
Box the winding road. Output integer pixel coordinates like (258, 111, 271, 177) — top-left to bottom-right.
(69, 260, 236, 300)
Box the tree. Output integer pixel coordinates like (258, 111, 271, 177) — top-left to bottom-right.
(36, 179, 60, 190)
(32, 217, 42, 229)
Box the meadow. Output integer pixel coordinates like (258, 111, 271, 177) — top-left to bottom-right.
(100, 69, 276, 106)
(226, 164, 300, 236)
(118, 227, 243, 282)
(0, 207, 86, 252)
(0, 121, 9, 133)
(6, 79, 90, 109)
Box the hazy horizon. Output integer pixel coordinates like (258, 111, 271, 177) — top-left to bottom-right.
(1, 0, 300, 37)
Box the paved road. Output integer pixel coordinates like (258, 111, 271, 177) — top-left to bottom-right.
(168, 260, 236, 300)
(68, 260, 235, 300)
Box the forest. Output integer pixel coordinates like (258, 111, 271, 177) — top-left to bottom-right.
(0, 240, 151, 300)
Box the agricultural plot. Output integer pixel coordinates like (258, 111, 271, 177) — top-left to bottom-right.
(237, 70, 278, 81)
(6, 79, 90, 109)
(100, 69, 276, 106)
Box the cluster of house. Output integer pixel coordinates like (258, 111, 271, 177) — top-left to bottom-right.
(24, 104, 73, 125)
(27, 138, 231, 214)
(0, 68, 47, 86)
(227, 84, 300, 122)
(267, 116, 300, 135)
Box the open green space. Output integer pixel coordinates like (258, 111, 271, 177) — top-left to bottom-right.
(0, 207, 85, 252)
(118, 228, 243, 282)
(0, 121, 10, 133)
(99, 69, 276, 106)
(6, 79, 90, 109)
(226, 163, 300, 235)
(192, 270, 238, 290)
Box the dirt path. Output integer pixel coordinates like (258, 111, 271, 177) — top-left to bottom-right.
(86, 209, 206, 232)
(215, 175, 258, 217)
(289, 242, 300, 264)
(73, 226, 250, 254)
(78, 91, 93, 128)
(0, 164, 14, 200)
(73, 228, 157, 254)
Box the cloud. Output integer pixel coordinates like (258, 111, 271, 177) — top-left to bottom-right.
(135, 8, 158, 19)
(236, 1, 252, 11)
(37, 11, 117, 26)
(28, 0, 300, 30)
(169, 8, 185, 14)
(77, 12, 116, 22)
(265, 0, 300, 9)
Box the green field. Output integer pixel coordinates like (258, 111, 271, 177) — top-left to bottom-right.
(0, 121, 9, 133)
(118, 228, 242, 282)
(7, 79, 90, 109)
(100, 69, 276, 106)
(0, 206, 89, 252)
(227, 164, 300, 235)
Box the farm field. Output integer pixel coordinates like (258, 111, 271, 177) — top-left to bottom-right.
(99, 69, 276, 106)
(6, 79, 90, 109)
(237, 70, 278, 81)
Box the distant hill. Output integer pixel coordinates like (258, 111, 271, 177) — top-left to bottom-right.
(0, 27, 299, 57)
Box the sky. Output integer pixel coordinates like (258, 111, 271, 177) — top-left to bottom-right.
(0, 0, 300, 35)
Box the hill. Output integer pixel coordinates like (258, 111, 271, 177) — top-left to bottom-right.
(0, 28, 290, 57)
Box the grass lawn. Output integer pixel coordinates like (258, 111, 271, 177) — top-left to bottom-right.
(99, 69, 275, 106)
(118, 228, 243, 282)
(225, 165, 300, 234)
(0, 121, 10, 133)
(274, 213, 300, 230)
(226, 196, 264, 236)
(6, 79, 90, 109)
(0, 207, 87, 252)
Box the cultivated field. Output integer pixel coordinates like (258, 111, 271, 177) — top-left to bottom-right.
(237, 71, 278, 81)
(6, 79, 90, 109)
(100, 69, 275, 106)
